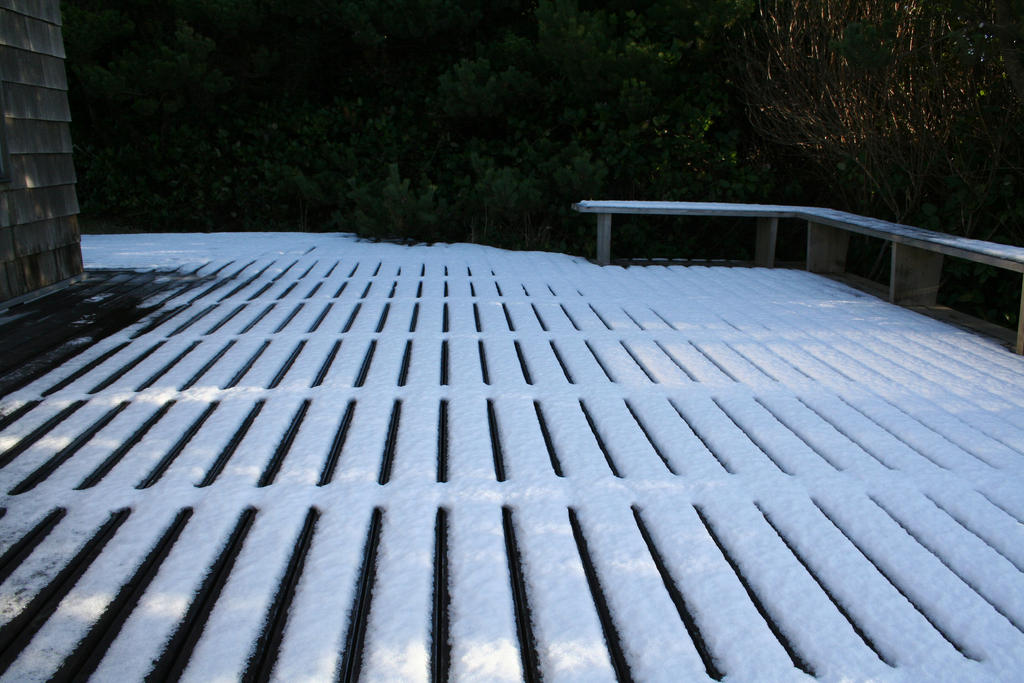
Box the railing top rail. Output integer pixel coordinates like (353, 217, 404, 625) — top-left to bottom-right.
(572, 200, 803, 217)
(572, 200, 1024, 271)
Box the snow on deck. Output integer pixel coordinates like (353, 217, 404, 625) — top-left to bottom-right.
(1, 232, 1023, 682)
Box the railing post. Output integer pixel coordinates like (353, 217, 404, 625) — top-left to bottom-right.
(596, 214, 611, 265)
(755, 217, 778, 268)
(806, 221, 849, 274)
(1017, 275, 1024, 355)
(890, 242, 943, 306)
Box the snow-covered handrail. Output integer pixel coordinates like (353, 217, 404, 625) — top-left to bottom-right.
(572, 200, 1024, 354)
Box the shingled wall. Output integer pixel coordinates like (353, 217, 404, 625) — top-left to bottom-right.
(0, 0, 81, 302)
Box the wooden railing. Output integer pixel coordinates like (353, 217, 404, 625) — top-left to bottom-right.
(572, 200, 1024, 354)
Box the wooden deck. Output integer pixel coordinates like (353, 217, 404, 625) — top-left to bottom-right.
(0, 234, 1022, 681)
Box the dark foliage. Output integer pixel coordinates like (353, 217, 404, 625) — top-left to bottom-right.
(63, 0, 1023, 327)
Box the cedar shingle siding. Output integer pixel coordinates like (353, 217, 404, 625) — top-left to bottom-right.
(0, 0, 81, 302)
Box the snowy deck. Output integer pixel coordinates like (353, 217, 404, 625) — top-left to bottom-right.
(1, 233, 1023, 682)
